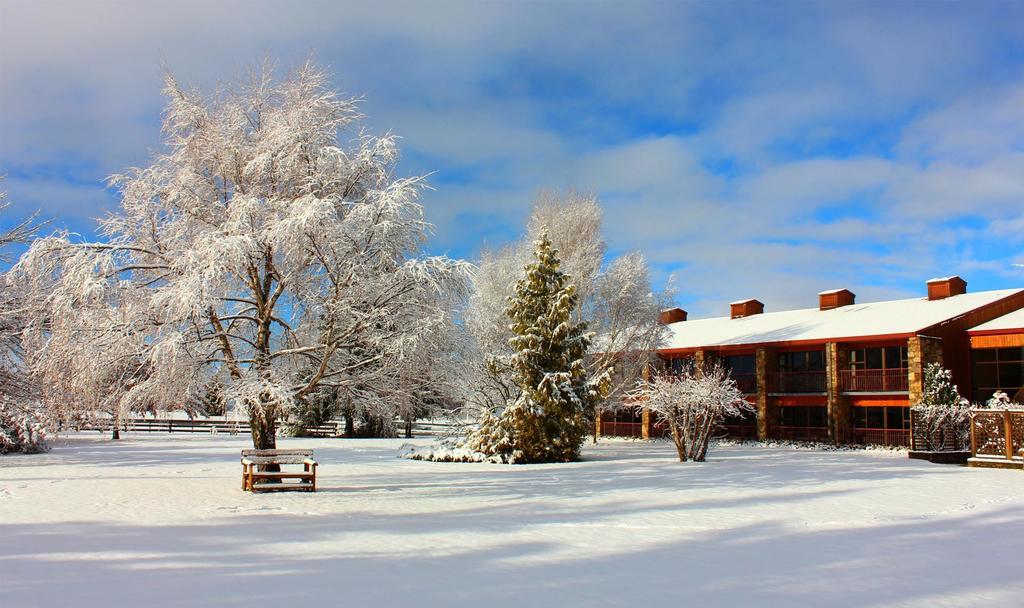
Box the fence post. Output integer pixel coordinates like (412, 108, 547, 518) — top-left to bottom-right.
(1004, 410, 1014, 460)
(969, 410, 977, 458)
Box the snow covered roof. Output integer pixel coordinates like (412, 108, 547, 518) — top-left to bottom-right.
(664, 288, 1023, 350)
(969, 308, 1024, 333)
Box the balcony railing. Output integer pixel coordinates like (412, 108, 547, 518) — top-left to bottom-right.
(732, 373, 757, 394)
(600, 421, 643, 438)
(719, 423, 758, 439)
(841, 368, 909, 393)
(776, 425, 829, 441)
(767, 371, 826, 394)
(853, 428, 910, 447)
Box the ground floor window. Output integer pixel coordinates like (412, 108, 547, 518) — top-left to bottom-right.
(719, 410, 758, 439)
(600, 408, 643, 437)
(973, 347, 1024, 404)
(853, 406, 910, 446)
(777, 406, 828, 441)
(780, 406, 827, 428)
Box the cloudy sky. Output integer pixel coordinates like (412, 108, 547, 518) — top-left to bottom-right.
(2, 1, 1024, 317)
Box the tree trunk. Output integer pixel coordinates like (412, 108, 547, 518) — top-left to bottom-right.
(344, 413, 354, 437)
(404, 416, 413, 439)
(111, 410, 121, 440)
(249, 409, 277, 450)
(671, 423, 687, 462)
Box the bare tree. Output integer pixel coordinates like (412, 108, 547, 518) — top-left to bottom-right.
(631, 362, 753, 462)
(10, 60, 470, 449)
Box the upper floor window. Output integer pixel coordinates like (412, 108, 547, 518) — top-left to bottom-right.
(849, 346, 908, 371)
(778, 350, 825, 372)
(723, 354, 755, 376)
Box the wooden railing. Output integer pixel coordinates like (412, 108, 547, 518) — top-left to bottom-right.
(767, 371, 826, 394)
(719, 423, 758, 439)
(776, 425, 829, 441)
(853, 428, 910, 447)
(970, 409, 1024, 461)
(840, 368, 909, 393)
(600, 421, 643, 437)
(81, 417, 452, 438)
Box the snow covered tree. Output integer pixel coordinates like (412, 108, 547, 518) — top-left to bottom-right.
(10, 60, 470, 449)
(463, 191, 669, 425)
(631, 361, 752, 462)
(465, 234, 610, 463)
(911, 363, 972, 451)
(1, 188, 49, 453)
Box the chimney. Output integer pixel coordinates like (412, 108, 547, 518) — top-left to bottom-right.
(730, 299, 764, 319)
(818, 288, 856, 311)
(927, 276, 967, 300)
(659, 308, 687, 324)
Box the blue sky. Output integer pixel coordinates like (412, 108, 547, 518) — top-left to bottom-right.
(3, 1, 1024, 317)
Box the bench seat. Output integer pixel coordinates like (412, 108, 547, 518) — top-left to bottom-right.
(241, 449, 317, 493)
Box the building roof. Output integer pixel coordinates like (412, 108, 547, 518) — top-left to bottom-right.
(968, 307, 1024, 334)
(664, 288, 1023, 351)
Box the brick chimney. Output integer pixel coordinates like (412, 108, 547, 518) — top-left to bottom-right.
(659, 308, 687, 324)
(926, 276, 967, 300)
(818, 288, 855, 311)
(730, 299, 764, 319)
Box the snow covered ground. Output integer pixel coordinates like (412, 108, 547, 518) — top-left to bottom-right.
(2, 434, 1022, 608)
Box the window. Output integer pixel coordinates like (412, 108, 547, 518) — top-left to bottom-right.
(723, 354, 755, 376)
(973, 347, 1024, 404)
(664, 355, 693, 375)
(780, 406, 828, 428)
(849, 346, 908, 371)
(854, 406, 910, 430)
(778, 351, 825, 372)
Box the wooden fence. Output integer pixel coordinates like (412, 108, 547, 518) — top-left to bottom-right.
(81, 417, 454, 438)
(969, 409, 1024, 466)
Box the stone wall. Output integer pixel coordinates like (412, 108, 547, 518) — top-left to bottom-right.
(908, 335, 944, 404)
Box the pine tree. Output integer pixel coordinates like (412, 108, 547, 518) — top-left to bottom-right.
(911, 363, 971, 451)
(466, 233, 610, 463)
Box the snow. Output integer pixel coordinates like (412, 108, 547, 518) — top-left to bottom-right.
(969, 307, 1024, 333)
(3, 434, 1024, 607)
(666, 288, 1023, 349)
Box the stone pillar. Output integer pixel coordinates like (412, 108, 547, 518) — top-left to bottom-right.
(908, 335, 944, 404)
(826, 342, 851, 444)
(756, 347, 777, 440)
(694, 349, 718, 374)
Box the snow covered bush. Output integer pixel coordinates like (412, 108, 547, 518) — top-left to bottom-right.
(0, 397, 48, 455)
(630, 362, 753, 462)
(462, 234, 611, 463)
(984, 390, 1024, 409)
(911, 363, 971, 451)
(9, 59, 470, 449)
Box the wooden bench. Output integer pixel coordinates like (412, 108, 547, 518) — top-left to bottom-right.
(241, 449, 317, 493)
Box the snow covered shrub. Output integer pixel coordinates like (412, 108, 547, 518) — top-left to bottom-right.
(985, 391, 1024, 409)
(911, 363, 971, 451)
(463, 234, 611, 464)
(630, 362, 753, 462)
(0, 397, 49, 454)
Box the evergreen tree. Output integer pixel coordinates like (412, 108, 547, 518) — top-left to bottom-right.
(467, 233, 610, 463)
(911, 363, 971, 451)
